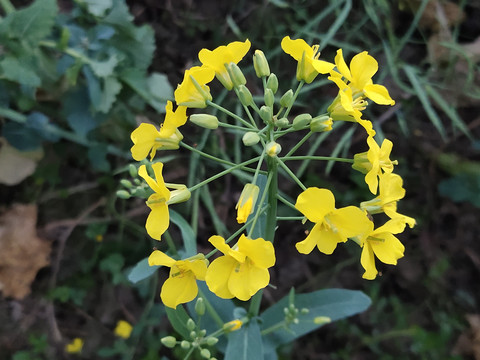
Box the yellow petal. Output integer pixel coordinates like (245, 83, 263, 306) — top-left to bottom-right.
(311, 58, 335, 74)
(161, 271, 198, 308)
(369, 232, 405, 265)
(295, 187, 335, 223)
(379, 173, 405, 204)
(364, 84, 395, 105)
(281, 36, 313, 61)
(148, 249, 176, 267)
(228, 261, 270, 301)
(349, 51, 378, 90)
(159, 101, 188, 138)
(328, 206, 372, 240)
(334, 49, 352, 82)
(130, 123, 160, 161)
(185, 259, 208, 281)
(360, 243, 377, 280)
(208, 235, 231, 255)
(295, 224, 320, 254)
(237, 234, 275, 269)
(145, 202, 169, 240)
(138, 164, 169, 198)
(205, 256, 236, 299)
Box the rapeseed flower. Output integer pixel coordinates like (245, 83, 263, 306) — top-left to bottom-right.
(205, 234, 275, 301)
(65, 338, 84, 354)
(174, 66, 215, 108)
(114, 320, 133, 339)
(295, 187, 371, 255)
(236, 183, 260, 224)
(149, 250, 207, 309)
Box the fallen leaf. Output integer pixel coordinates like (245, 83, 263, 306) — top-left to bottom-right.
(0, 138, 43, 185)
(0, 204, 51, 299)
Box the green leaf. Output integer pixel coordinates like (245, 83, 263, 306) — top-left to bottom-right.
(247, 174, 268, 239)
(261, 289, 371, 350)
(438, 173, 480, 208)
(82, 0, 113, 17)
(0, 0, 58, 45)
(0, 56, 41, 87)
(165, 305, 191, 339)
(98, 76, 122, 113)
(88, 144, 111, 172)
(147, 73, 174, 102)
(225, 320, 263, 360)
(2, 121, 43, 151)
(169, 209, 196, 257)
(63, 87, 101, 136)
(88, 54, 120, 78)
(128, 257, 160, 284)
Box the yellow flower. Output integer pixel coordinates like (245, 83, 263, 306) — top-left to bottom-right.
(174, 66, 215, 108)
(65, 338, 83, 354)
(114, 320, 133, 339)
(149, 250, 207, 309)
(199, 39, 251, 90)
(205, 234, 275, 301)
(138, 163, 171, 240)
(236, 183, 260, 224)
(294, 187, 371, 255)
(358, 218, 406, 280)
(361, 173, 416, 228)
(281, 36, 335, 83)
(130, 101, 187, 161)
(329, 49, 395, 106)
(352, 136, 398, 194)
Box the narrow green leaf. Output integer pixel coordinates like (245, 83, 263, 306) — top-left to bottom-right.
(128, 257, 160, 284)
(225, 320, 263, 360)
(165, 305, 191, 339)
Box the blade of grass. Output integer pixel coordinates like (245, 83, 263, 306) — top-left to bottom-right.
(325, 126, 355, 175)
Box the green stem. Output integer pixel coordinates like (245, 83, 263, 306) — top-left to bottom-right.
(276, 194, 297, 212)
(207, 100, 256, 129)
(284, 131, 313, 157)
(247, 171, 273, 238)
(276, 216, 304, 221)
(276, 158, 307, 191)
(188, 156, 261, 193)
(260, 321, 287, 336)
(251, 150, 266, 186)
(0, 0, 14, 14)
(283, 81, 304, 119)
(280, 155, 354, 163)
(217, 121, 253, 132)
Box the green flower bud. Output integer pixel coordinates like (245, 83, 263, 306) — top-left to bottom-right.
(242, 132, 261, 146)
(310, 115, 333, 133)
(292, 113, 312, 130)
(274, 117, 289, 128)
(186, 318, 196, 331)
(266, 141, 281, 157)
(128, 164, 137, 178)
(266, 73, 278, 94)
(116, 190, 131, 199)
(280, 89, 294, 108)
(253, 49, 270, 77)
(189, 114, 219, 129)
(313, 316, 332, 325)
(200, 348, 211, 359)
(300, 308, 310, 314)
(198, 329, 207, 337)
(120, 179, 133, 189)
(259, 105, 273, 124)
(206, 337, 219, 346)
(190, 331, 197, 339)
(264, 88, 274, 108)
(167, 186, 191, 204)
(180, 340, 191, 349)
(133, 178, 141, 186)
(161, 336, 177, 348)
(237, 85, 254, 107)
(195, 297, 205, 316)
(226, 62, 246, 88)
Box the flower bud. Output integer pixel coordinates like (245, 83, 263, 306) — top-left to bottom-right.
(206, 337, 219, 346)
(237, 85, 254, 107)
(223, 319, 243, 333)
(253, 49, 270, 77)
(226, 62, 246, 88)
(180, 340, 191, 349)
(292, 113, 312, 130)
(190, 331, 197, 339)
(236, 183, 260, 224)
(313, 316, 331, 325)
(200, 348, 211, 359)
(189, 114, 219, 129)
(120, 179, 133, 189)
(167, 187, 191, 204)
(266, 141, 281, 157)
(310, 115, 333, 132)
(280, 89, 294, 108)
(161, 336, 177, 348)
(352, 151, 371, 174)
(264, 88, 274, 108)
(274, 117, 289, 128)
(195, 297, 205, 316)
(198, 329, 207, 337)
(116, 190, 131, 199)
(129, 164, 137, 178)
(259, 105, 273, 124)
(242, 132, 260, 146)
(266, 73, 278, 94)
(186, 318, 196, 331)
(300, 308, 310, 314)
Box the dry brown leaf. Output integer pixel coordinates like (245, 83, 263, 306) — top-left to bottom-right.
(0, 138, 43, 185)
(453, 314, 480, 359)
(0, 204, 51, 299)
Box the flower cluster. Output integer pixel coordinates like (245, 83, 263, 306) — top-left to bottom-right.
(127, 36, 415, 310)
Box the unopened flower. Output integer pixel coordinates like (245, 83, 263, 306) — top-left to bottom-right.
(114, 320, 133, 339)
(205, 234, 275, 301)
(223, 319, 243, 332)
(149, 250, 207, 308)
(295, 187, 371, 255)
(175, 66, 215, 108)
(281, 36, 335, 83)
(130, 101, 187, 161)
(199, 39, 251, 90)
(236, 183, 260, 223)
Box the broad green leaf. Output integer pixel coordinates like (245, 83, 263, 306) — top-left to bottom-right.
(261, 289, 371, 350)
(82, 0, 113, 17)
(225, 320, 263, 360)
(165, 305, 191, 339)
(88, 144, 110, 172)
(98, 77, 122, 113)
(128, 257, 160, 284)
(438, 173, 480, 208)
(169, 209, 196, 257)
(0, 57, 41, 88)
(88, 54, 120, 78)
(2, 121, 43, 151)
(27, 112, 59, 142)
(147, 73, 174, 102)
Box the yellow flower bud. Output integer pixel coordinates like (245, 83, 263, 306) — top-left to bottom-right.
(189, 114, 219, 129)
(242, 131, 261, 146)
(236, 183, 260, 223)
(65, 338, 84, 354)
(114, 320, 133, 339)
(223, 319, 243, 332)
(253, 49, 270, 77)
(310, 115, 333, 132)
(266, 141, 281, 157)
(292, 113, 312, 130)
(167, 186, 191, 204)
